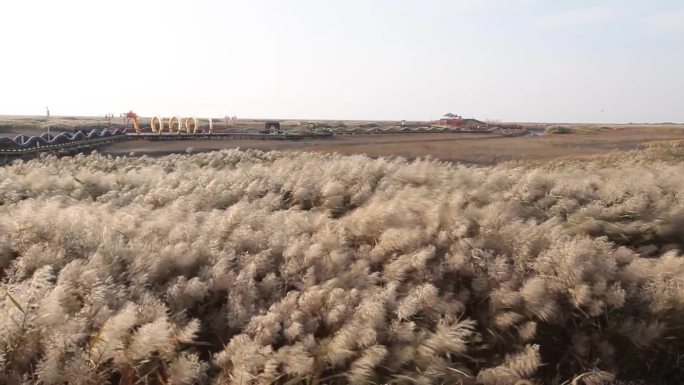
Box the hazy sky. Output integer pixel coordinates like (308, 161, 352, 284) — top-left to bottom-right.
(1, 0, 682, 122)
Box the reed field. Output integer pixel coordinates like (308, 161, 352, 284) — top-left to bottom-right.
(1, 144, 684, 384)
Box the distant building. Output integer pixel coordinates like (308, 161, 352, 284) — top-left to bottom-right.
(434, 115, 489, 131)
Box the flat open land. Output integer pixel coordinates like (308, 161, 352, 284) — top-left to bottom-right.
(2, 115, 684, 164)
(102, 126, 684, 164)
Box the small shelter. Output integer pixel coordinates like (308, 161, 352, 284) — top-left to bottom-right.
(264, 121, 281, 134)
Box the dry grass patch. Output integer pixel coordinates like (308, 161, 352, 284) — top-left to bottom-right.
(0, 147, 683, 384)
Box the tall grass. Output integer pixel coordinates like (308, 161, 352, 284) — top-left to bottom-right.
(0, 146, 683, 384)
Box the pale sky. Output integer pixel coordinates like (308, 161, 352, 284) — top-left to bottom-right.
(1, 0, 682, 123)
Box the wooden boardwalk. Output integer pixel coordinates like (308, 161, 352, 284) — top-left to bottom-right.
(0, 132, 333, 164)
(0, 136, 128, 164)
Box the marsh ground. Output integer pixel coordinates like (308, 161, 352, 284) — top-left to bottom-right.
(102, 127, 684, 164)
(2, 115, 684, 164)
